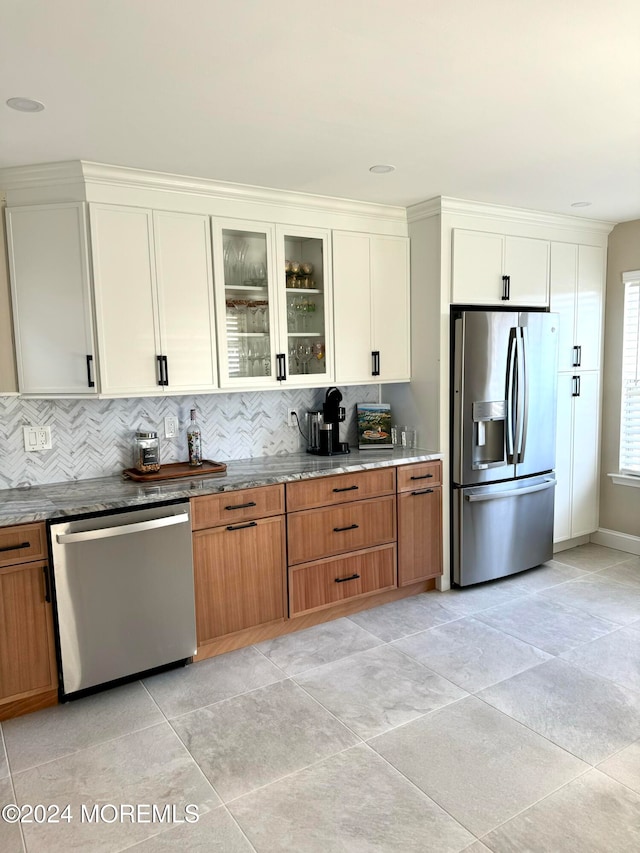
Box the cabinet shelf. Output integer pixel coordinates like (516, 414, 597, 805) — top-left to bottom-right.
(286, 287, 322, 295)
(225, 284, 268, 292)
(227, 332, 270, 338)
(288, 332, 322, 338)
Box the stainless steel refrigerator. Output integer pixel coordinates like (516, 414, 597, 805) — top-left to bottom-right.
(452, 309, 559, 586)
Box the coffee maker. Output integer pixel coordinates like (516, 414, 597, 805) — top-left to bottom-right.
(307, 387, 350, 456)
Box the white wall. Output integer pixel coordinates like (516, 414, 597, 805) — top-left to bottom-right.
(0, 204, 18, 392)
(599, 219, 640, 536)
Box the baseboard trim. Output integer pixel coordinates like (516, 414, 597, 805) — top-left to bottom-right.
(553, 534, 590, 553)
(590, 528, 640, 556)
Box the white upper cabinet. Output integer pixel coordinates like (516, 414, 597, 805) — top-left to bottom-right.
(152, 211, 217, 392)
(6, 203, 97, 395)
(452, 229, 549, 306)
(333, 232, 410, 383)
(91, 204, 218, 396)
(550, 242, 605, 373)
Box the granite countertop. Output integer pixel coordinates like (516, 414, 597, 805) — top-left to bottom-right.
(0, 448, 443, 526)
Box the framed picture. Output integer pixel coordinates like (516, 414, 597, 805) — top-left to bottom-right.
(357, 403, 393, 449)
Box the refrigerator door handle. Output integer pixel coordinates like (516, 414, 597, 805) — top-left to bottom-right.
(516, 326, 529, 463)
(506, 329, 517, 462)
(464, 477, 556, 502)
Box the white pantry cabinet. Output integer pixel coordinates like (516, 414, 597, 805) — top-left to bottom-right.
(554, 371, 601, 542)
(333, 231, 410, 383)
(451, 229, 549, 306)
(90, 204, 217, 395)
(6, 203, 97, 395)
(550, 242, 605, 373)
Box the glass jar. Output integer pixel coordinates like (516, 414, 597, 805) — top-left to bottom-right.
(133, 430, 160, 473)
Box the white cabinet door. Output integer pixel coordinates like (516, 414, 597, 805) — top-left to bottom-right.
(504, 236, 549, 306)
(551, 242, 605, 373)
(333, 231, 374, 382)
(553, 373, 574, 542)
(371, 235, 410, 381)
(153, 211, 218, 392)
(576, 245, 605, 372)
(451, 229, 504, 304)
(6, 203, 97, 395)
(90, 204, 161, 395)
(553, 371, 600, 542)
(452, 229, 549, 306)
(550, 242, 578, 372)
(570, 371, 600, 537)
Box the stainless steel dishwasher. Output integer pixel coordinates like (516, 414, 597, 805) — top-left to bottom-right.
(49, 501, 196, 700)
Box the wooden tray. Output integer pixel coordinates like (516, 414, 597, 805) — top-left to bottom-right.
(123, 460, 227, 482)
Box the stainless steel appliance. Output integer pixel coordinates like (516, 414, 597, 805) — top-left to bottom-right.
(452, 309, 559, 586)
(49, 501, 196, 700)
(307, 387, 350, 455)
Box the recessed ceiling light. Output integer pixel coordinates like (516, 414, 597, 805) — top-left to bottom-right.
(570, 201, 592, 208)
(6, 97, 45, 113)
(369, 164, 396, 174)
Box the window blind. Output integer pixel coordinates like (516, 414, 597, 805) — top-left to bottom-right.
(620, 271, 640, 475)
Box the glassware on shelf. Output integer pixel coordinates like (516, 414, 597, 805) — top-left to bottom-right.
(296, 343, 314, 374)
(288, 343, 299, 374)
(313, 342, 325, 363)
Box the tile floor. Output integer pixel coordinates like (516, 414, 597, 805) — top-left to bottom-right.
(2, 543, 640, 851)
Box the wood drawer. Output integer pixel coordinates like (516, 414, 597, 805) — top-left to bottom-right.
(289, 544, 397, 616)
(287, 495, 396, 565)
(396, 460, 442, 492)
(0, 523, 47, 568)
(286, 467, 396, 512)
(191, 484, 285, 530)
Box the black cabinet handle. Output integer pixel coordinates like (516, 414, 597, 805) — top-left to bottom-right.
(226, 521, 258, 531)
(86, 354, 95, 388)
(573, 345, 582, 367)
(157, 355, 164, 386)
(276, 353, 287, 382)
(162, 355, 169, 386)
(410, 474, 433, 481)
(372, 350, 380, 377)
(411, 488, 434, 496)
(333, 485, 359, 493)
(225, 501, 257, 511)
(333, 523, 359, 532)
(501, 275, 511, 301)
(572, 375, 581, 397)
(335, 573, 360, 584)
(42, 564, 51, 603)
(0, 541, 30, 554)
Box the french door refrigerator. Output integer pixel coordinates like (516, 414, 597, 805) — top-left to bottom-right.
(452, 309, 559, 586)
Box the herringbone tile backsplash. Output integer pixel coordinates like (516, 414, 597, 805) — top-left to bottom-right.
(0, 386, 379, 489)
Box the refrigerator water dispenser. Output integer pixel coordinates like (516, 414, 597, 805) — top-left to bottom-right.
(472, 400, 507, 469)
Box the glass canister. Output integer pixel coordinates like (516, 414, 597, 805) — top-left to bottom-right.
(133, 430, 161, 473)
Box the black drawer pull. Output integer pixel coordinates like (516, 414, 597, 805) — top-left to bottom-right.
(333, 524, 359, 532)
(0, 541, 30, 554)
(333, 485, 359, 493)
(225, 501, 257, 511)
(410, 474, 433, 480)
(226, 521, 258, 531)
(335, 573, 360, 584)
(411, 488, 434, 496)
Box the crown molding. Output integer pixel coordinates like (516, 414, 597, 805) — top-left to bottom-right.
(0, 160, 406, 225)
(406, 197, 442, 223)
(439, 196, 616, 234)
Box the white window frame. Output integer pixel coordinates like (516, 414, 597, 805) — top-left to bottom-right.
(612, 270, 640, 486)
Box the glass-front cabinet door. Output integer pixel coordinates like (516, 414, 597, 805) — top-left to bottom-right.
(212, 219, 278, 387)
(275, 225, 333, 385)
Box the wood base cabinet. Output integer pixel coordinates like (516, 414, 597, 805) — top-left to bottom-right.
(0, 523, 58, 720)
(192, 487, 287, 644)
(397, 461, 443, 586)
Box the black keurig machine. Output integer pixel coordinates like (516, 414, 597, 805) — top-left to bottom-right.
(307, 387, 350, 456)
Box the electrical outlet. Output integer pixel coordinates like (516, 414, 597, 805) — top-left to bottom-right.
(287, 409, 297, 427)
(164, 416, 179, 439)
(23, 425, 52, 451)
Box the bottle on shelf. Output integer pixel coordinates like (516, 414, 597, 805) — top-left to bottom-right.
(187, 408, 203, 467)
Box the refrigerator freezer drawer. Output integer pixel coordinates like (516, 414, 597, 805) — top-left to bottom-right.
(453, 475, 556, 587)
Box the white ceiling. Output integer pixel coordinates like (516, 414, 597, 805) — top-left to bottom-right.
(2, 0, 639, 222)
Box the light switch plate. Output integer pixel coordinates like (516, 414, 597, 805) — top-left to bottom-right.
(164, 416, 179, 439)
(23, 425, 52, 451)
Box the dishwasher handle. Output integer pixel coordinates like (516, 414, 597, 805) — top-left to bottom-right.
(55, 512, 190, 544)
